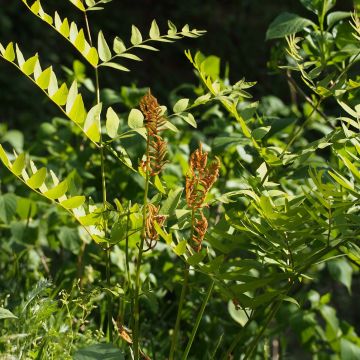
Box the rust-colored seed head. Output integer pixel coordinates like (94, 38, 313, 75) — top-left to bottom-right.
(139, 90, 168, 177)
(186, 144, 221, 252)
(192, 211, 208, 252)
(145, 203, 166, 250)
(139, 91, 166, 136)
(186, 145, 220, 209)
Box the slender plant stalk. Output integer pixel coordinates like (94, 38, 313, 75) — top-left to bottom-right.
(133, 133, 151, 360)
(169, 264, 190, 359)
(84, 11, 112, 342)
(169, 208, 196, 359)
(243, 300, 282, 360)
(181, 279, 215, 360)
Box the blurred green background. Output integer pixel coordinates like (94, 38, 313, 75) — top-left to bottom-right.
(0, 0, 354, 132)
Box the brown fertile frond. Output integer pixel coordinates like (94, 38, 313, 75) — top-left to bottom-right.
(139, 90, 166, 136)
(186, 146, 221, 209)
(189, 143, 208, 176)
(139, 90, 168, 177)
(148, 135, 168, 176)
(186, 144, 220, 252)
(145, 203, 166, 250)
(191, 211, 208, 252)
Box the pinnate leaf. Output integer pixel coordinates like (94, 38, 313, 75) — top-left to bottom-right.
(27, 168, 47, 189)
(98, 30, 112, 62)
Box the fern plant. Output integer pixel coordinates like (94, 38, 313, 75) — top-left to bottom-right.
(1, 0, 360, 359)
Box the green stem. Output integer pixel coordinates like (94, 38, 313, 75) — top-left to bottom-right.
(169, 208, 196, 359)
(133, 134, 151, 360)
(243, 300, 282, 360)
(84, 11, 112, 342)
(181, 279, 215, 360)
(169, 264, 190, 360)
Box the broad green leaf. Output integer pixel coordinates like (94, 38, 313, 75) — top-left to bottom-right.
(68, 94, 87, 124)
(200, 55, 221, 79)
(131, 25, 142, 45)
(74, 29, 86, 52)
(154, 221, 172, 244)
(182, 113, 197, 128)
(300, 0, 336, 15)
(0, 145, 10, 167)
(340, 155, 360, 180)
(319, 305, 338, 332)
(86, 47, 99, 67)
(86, 122, 101, 142)
(3, 42, 15, 61)
(160, 187, 183, 215)
(173, 98, 189, 113)
(252, 126, 270, 140)
(113, 37, 126, 54)
(340, 339, 360, 360)
(74, 343, 125, 360)
(66, 81, 79, 113)
(59, 18, 70, 37)
(79, 212, 102, 226)
(164, 121, 179, 132)
(36, 66, 52, 89)
(117, 53, 141, 61)
(173, 240, 187, 256)
(48, 71, 58, 96)
(0, 194, 17, 223)
(69, 0, 86, 11)
(228, 301, 248, 326)
(61, 196, 86, 209)
(266, 12, 315, 39)
(106, 107, 120, 138)
(54, 11, 62, 29)
(0, 307, 18, 320)
(98, 30, 112, 62)
(328, 170, 354, 190)
(84, 103, 102, 142)
(11, 153, 25, 175)
(69, 22, 78, 43)
(137, 44, 159, 51)
(16, 44, 25, 67)
(128, 109, 144, 129)
(34, 60, 42, 80)
(44, 180, 68, 200)
(16, 197, 37, 219)
(30, 0, 40, 14)
(26, 167, 47, 189)
(328, 258, 352, 294)
(327, 11, 351, 28)
(110, 217, 127, 243)
(52, 83, 69, 106)
(101, 62, 130, 71)
(167, 20, 177, 34)
(149, 19, 160, 39)
(154, 175, 165, 194)
(187, 251, 206, 266)
(59, 226, 80, 254)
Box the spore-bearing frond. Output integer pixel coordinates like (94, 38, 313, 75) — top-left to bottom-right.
(186, 144, 220, 252)
(139, 91, 168, 176)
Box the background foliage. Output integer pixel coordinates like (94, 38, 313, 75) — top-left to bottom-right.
(1, 0, 360, 359)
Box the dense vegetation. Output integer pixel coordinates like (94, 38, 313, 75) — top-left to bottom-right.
(0, 0, 360, 359)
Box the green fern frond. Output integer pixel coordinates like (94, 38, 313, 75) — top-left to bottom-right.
(0, 42, 101, 144)
(0, 145, 105, 243)
(21, 0, 99, 66)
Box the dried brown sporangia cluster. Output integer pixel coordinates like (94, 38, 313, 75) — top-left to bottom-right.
(145, 203, 166, 250)
(186, 144, 220, 252)
(139, 90, 168, 177)
(139, 90, 168, 250)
